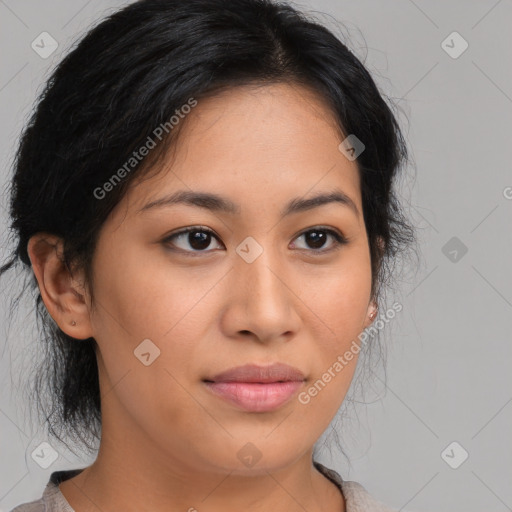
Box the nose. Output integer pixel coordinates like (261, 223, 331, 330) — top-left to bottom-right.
(220, 251, 301, 344)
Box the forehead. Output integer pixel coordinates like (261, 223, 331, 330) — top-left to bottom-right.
(127, 83, 361, 215)
(178, 82, 345, 152)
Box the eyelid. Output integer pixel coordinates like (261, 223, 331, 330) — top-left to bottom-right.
(161, 226, 224, 255)
(290, 225, 349, 252)
(162, 225, 349, 255)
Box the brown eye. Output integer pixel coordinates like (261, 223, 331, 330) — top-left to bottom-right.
(163, 227, 223, 253)
(163, 225, 348, 256)
(291, 227, 348, 253)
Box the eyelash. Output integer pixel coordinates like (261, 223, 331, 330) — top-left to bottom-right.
(162, 225, 349, 256)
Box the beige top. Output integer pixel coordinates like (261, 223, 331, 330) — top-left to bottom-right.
(10, 461, 396, 511)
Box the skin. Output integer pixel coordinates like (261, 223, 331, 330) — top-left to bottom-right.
(28, 83, 378, 512)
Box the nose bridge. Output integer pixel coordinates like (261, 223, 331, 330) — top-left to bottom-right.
(238, 243, 286, 308)
(229, 240, 298, 340)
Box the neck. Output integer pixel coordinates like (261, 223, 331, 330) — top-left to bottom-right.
(59, 432, 345, 512)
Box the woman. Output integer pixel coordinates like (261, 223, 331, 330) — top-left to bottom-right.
(3, 0, 415, 510)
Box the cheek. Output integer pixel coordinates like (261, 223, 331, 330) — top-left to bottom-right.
(89, 242, 215, 397)
(301, 251, 372, 337)
(90, 252, 208, 435)
(295, 252, 371, 408)
(90, 238, 209, 341)
(298, 360, 358, 416)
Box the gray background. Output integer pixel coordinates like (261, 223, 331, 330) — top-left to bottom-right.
(1, 1, 511, 511)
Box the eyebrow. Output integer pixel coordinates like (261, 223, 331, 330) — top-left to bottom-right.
(138, 188, 359, 218)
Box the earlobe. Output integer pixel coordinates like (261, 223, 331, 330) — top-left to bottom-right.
(27, 233, 93, 340)
(363, 300, 378, 330)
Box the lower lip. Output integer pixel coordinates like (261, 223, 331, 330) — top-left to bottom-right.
(204, 381, 304, 412)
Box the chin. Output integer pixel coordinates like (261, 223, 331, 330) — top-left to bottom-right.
(200, 437, 309, 476)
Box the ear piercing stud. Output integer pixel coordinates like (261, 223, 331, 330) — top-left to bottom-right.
(369, 309, 377, 321)
(71, 320, 77, 326)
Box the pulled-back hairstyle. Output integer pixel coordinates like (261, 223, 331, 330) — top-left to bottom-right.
(1, 0, 416, 456)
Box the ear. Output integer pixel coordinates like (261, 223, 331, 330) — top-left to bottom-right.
(362, 234, 385, 329)
(27, 233, 93, 340)
(362, 299, 378, 331)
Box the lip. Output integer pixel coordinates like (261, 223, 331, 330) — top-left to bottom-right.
(203, 363, 306, 412)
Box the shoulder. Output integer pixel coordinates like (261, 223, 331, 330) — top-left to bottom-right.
(10, 498, 46, 512)
(340, 480, 397, 512)
(9, 468, 85, 512)
(314, 461, 397, 512)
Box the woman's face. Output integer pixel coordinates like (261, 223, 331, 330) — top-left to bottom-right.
(86, 83, 375, 475)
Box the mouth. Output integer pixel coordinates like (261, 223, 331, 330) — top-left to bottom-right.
(202, 363, 306, 413)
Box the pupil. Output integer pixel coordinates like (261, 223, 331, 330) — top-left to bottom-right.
(189, 230, 211, 250)
(186, 230, 328, 251)
(306, 230, 326, 249)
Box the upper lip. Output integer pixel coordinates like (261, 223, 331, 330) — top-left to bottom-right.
(205, 363, 306, 383)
